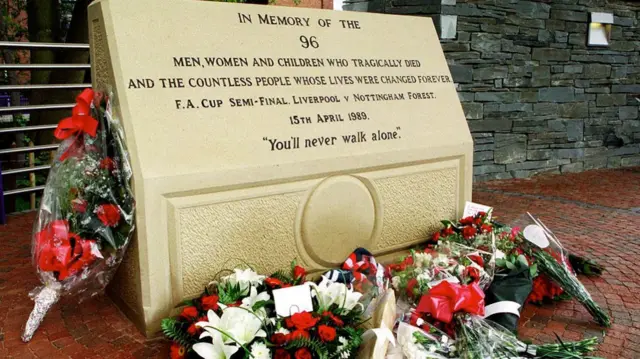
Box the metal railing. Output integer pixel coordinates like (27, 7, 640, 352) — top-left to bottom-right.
(0, 41, 90, 224)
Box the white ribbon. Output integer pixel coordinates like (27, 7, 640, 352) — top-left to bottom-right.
(482, 300, 521, 318)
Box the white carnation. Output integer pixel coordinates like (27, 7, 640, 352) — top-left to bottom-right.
(250, 342, 270, 359)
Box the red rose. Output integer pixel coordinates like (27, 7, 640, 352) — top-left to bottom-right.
(201, 295, 219, 311)
(318, 324, 336, 342)
(180, 306, 199, 319)
(322, 311, 344, 327)
(389, 263, 406, 272)
(290, 312, 319, 330)
(275, 349, 291, 359)
(100, 157, 116, 172)
(295, 348, 312, 359)
(285, 317, 295, 329)
(406, 278, 419, 298)
(170, 343, 186, 359)
(432, 231, 440, 242)
(96, 203, 121, 227)
(403, 255, 414, 266)
(478, 211, 486, 217)
(187, 322, 200, 336)
(460, 216, 474, 225)
(265, 277, 284, 288)
(290, 329, 310, 340)
(72, 198, 88, 213)
(473, 217, 483, 226)
(271, 333, 288, 346)
(468, 254, 484, 267)
(480, 224, 493, 233)
(462, 226, 477, 239)
(443, 227, 455, 236)
(464, 267, 481, 282)
(293, 265, 306, 280)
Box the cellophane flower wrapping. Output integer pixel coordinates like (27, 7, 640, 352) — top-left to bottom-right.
(508, 213, 610, 327)
(22, 88, 135, 342)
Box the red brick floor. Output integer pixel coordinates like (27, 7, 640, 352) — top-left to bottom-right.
(1, 167, 639, 358)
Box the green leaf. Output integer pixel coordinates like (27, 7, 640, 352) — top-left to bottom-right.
(252, 300, 271, 312)
(505, 261, 515, 270)
(495, 258, 506, 267)
(529, 264, 538, 277)
(517, 255, 529, 267)
(441, 220, 453, 227)
(161, 318, 196, 348)
(287, 337, 329, 359)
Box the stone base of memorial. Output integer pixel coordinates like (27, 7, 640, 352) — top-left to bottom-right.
(89, 0, 473, 336)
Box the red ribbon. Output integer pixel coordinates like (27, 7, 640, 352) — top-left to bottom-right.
(35, 220, 97, 281)
(416, 280, 485, 323)
(54, 89, 98, 140)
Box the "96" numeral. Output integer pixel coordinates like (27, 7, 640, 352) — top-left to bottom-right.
(300, 35, 319, 49)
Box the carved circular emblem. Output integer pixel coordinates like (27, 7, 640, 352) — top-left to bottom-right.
(296, 175, 381, 267)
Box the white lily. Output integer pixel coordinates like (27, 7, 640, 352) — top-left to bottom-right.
(196, 307, 266, 348)
(192, 332, 239, 359)
(222, 268, 266, 295)
(310, 277, 363, 313)
(220, 307, 267, 345)
(241, 286, 270, 319)
(196, 309, 223, 343)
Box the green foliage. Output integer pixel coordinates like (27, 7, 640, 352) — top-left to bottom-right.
(218, 282, 247, 304)
(161, 318, 196, 348)
(331, 327, 364, 359)
(440, 220, 455, 228)
(251, 300, 271, 312)
(0, 0, 27, 40)
(285, 337, 329, 359)
(270, 269, 293, 284)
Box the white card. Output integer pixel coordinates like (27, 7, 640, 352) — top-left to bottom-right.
(272, 284, 314, 317)
(495, 249, 506, 259)
(463, 201, 493, 220)
(523, 224, 550, 248)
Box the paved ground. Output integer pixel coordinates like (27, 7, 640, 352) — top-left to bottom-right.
(0, 167, 639, 358)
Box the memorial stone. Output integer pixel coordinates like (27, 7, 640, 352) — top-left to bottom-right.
(88, 0, 473, 335)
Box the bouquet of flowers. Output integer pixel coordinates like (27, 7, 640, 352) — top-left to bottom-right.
(431, 211, 557, 304)
(22, 88, 135, 342)
(510, 213, 610, 327)
(386, 245, 602, 359)
(403, 314, 601, 359)
(388, 244, 492, 339)
(432, 210, 609, 327)
(163, 262, 372, 359)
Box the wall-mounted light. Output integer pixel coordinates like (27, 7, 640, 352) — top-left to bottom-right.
(440, 15, 457, 40)
(588, 12, 614, 46)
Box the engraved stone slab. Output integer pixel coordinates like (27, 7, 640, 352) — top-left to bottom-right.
(88, 0, 473, 335)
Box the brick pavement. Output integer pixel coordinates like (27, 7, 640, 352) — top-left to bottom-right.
(0, 167, 639, 358)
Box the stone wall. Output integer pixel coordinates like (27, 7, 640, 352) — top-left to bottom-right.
(369, 0, 640, 180)
(441, 0, 640, 180)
